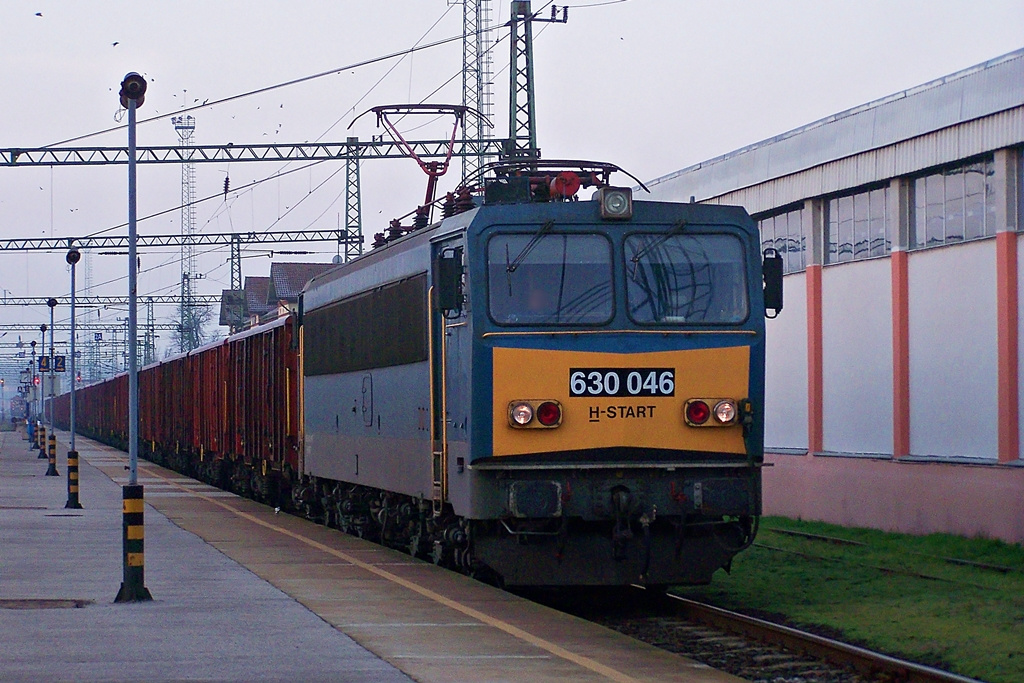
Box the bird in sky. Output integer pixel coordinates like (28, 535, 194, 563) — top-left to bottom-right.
(112, 42, 119, 47)
(35, 12, 42, 17)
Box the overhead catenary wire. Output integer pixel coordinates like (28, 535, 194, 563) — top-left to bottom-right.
(42, 21, 506, 149)
(31, 2, 559, 247)
(6, 1, 592, 345)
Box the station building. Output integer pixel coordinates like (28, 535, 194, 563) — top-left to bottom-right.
(646, 49, 1024, 543)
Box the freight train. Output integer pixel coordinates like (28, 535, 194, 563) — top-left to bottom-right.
(55, 161, 783, 587)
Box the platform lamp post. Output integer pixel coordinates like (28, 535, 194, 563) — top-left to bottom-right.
(38, 325, 45, 421)
(28, 340, 36, 449)
(44, 299, 59, 476)
(65, 248, 83, 509)
(114, 72, 152, 603)
(37, 325, 46, 458)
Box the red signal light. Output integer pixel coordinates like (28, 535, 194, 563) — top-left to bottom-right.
(537, 401, 562, 427)
(685, 400, 710, 425)
(33, 376, 40, 386)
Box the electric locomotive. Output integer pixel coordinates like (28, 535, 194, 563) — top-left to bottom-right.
(299, 161, 783, 586)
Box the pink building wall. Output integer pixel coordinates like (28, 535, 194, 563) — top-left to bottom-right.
(763, 452, 1024, 543)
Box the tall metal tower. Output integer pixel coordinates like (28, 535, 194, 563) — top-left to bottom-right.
(344, 137, 363, 262)
(507, 0, 538, 161)
(144, 298, 156, 365)
(172, 114, 202, 351)
(456, 0, 494, 180)
(505, 2, 566, 162)
(81, 250, 94, 380)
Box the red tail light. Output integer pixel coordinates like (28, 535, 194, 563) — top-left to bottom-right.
(685, 400, 710, 425)
(537, 401, 562, 426)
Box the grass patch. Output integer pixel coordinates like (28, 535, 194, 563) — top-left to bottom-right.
(672, 516, 1024, 683)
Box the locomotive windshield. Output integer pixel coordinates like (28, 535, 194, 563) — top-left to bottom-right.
(488, 232, 613, 324)
(625, 233, 748, 324)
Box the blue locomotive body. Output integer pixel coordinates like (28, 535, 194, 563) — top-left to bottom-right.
(300, 191, 772, 586)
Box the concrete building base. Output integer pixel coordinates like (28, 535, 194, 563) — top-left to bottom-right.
(764, 452, 1024, 543)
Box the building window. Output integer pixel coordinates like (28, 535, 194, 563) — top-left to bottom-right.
(826, 185, 889, 263)
(758, 206, 805, 274)
(912, 156, 996, 249)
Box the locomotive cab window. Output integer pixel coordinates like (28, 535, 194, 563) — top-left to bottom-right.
(625, 232, 749, 324)
(488, 231, 613, 325)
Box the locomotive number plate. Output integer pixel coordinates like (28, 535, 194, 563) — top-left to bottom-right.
(569, 368, 675, 397)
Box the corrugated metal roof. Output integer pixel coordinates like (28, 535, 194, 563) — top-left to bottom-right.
(646, 48, 1024, 204)
(699, 108, 1024, 215)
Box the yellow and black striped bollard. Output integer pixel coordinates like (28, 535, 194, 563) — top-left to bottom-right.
(44, 433, 59, 476)
(65, 451, 83, 509)
(37, 423, 47, 459)
(114, 485, 152, 602)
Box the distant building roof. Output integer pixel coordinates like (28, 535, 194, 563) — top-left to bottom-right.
(267, 262, 335, 305)
(243, 276, 272, 316)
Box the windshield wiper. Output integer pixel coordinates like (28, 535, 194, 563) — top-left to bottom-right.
(506, 220, 555, 273)
(630, 219, 687, 279)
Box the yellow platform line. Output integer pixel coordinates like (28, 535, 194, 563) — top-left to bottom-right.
(135, 462, 641, 683)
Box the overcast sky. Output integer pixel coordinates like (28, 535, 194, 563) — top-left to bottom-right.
(1, 0, 1022, 368)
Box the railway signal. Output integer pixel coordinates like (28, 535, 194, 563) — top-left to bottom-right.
(113, 73, 152, 604)
(66, 247, 82, 510)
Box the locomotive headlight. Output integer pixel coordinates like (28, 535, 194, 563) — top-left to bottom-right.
(510, 402, 534, 426)
(598, 186, 633, 220)
(714, 400, 738, 424)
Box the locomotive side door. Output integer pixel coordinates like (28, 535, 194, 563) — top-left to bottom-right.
(431, 236, 468, 513)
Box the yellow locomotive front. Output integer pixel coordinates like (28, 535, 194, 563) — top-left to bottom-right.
(493, 345, 750, 459)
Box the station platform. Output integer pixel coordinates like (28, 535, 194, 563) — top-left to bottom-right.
(0, 426, 742, 683)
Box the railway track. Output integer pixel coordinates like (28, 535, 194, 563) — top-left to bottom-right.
(523, 587, 985, 683)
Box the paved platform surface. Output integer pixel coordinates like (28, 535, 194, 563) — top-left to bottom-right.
(1, 426, 744, 683)
(0, 426, 410, 683)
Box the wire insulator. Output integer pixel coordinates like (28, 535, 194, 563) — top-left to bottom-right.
(442, 192, 456, 219)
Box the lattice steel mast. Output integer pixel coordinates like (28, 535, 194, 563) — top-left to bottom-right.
(507, 1, 538, 161)
(344, 136, 363, 262)
(172, 114, 202, 351)
(505, 2, 566, 162)
(455, 0, 494, 180)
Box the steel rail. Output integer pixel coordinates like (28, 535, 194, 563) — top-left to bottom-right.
(665, 594, 984, 683)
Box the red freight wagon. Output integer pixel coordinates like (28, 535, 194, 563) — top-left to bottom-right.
(54, 316, 299, 504)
